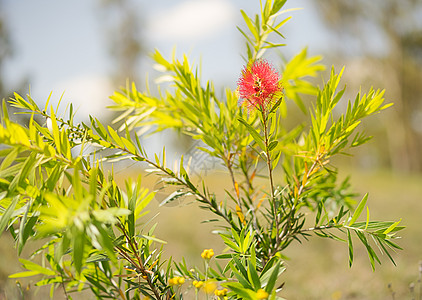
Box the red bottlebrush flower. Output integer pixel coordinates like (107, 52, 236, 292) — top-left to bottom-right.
(237, 59, 282, 112)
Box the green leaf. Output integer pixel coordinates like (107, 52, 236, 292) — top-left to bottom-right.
(250, 244, 257, 268)
(260, 256, 278, 276)
(1, 99, 9, 120)
(347, 229, 353, 267)
(0, 147, 18, 171)
(315, 201, 323, 225)
(92, 208, 131, 223)
(49, 109, 61, 154)
(215, 254, 233, 259)
(107, 126, 124, 148)
(240, 10, 258, 40)
(85, 274, 109, 294)
(365, 207, 370, 230)
(9, 271, 40, 278)
(238, 117, 265, 150)
(269, 98, 283, 114)
(349, 193, 368, 226)
(229, 263, 252, 289)
(17, 258, 55, 276)
(72, 226, 86, 274)
(247, 262, 261, 290)
(268, 140, 278, 151)
(90, 221, 117, 265)
(383, 219, 402, 235)
(17, 201, 35, 255)
(85, 254, 109, 263)
(355, 231, 380, 270)
(122, 137, 137, 153)
(376, 237, 397, 266)
(224, 282, 256, 300)
(159, 190, 189, 207)
(9, 153, 41, 193)
(0, 196, 20, 235)
(232, 256, 249, 282)
(220, 234, 240, 252)
(265, 261, 280, 294)
(139, 234, 167, 244)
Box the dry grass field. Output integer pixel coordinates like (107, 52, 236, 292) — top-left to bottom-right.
(0, 167, 421, 299)
(151, 168, 422, 300)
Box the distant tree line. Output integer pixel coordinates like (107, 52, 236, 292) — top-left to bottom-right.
(317, 0, 422, 172)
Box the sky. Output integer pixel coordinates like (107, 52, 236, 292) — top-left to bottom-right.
(0, 0, 337, 162)
(2, 0, 331, 121)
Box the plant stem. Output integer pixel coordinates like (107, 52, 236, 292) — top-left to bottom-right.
(205, 260, 210, 300)
(226, 153, 243, 212)
(59, 269, 70, 300)
(297, 159, 319, 199)
(116, 224, 162, 300)
(150, 158, 232, 224)
(261, 112, 279, 248)
(36, 104, 233, 228)
(268, 149, 324, 259)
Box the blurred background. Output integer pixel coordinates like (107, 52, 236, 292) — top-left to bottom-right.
(0, 0, 421, 299)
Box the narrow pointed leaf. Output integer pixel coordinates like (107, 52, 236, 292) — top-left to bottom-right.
(349, 193, 368, 226)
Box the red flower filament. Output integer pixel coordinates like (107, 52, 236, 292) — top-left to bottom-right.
(237, 59, 282, 112)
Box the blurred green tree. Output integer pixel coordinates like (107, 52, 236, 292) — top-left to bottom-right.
(317, 0, 422, 172)
(98, 0, 143, 86)
(0, 10, 12, 99)
(0, 2, 29, 124)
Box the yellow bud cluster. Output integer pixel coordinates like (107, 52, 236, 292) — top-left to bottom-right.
(256, 288, 269, 299)
(201, 248, 214, 259)
(214, 288, 228, 297)
(192, 280, 204, 288)
(168, 276, 185, 286)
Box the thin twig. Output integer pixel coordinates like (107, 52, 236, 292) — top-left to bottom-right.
(225, 153, 243, 211)
(262, 112, 279, 250)
(269, 154, 323, 258)
(59, 269, 70, 300)
(116, 224, 162, 300)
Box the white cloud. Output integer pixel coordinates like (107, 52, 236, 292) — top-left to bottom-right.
(147, 0, 236, 41)
(53, 75, 114, 122)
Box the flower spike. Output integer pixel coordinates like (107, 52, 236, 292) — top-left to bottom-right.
(237, 59, 283, 112)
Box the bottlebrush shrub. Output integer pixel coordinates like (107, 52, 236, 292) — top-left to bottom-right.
(0, 0, 403, 299)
